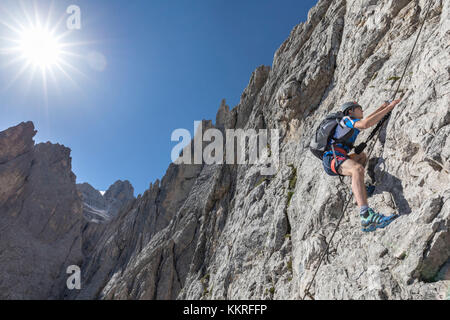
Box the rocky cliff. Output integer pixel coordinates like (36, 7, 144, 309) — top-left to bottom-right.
(0, 122, 83, 299)
(77, 180, 135, 222)
(0, 0, 449, 300)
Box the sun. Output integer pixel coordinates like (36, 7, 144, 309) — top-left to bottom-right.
(0, 3, 87, 97)
(18, 25, 62, 69)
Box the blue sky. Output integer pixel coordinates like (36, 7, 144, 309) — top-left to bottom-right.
(0, 0, 317, 195)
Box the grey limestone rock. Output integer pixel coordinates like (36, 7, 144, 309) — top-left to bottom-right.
(77, 180, 135, 222)
(0, 122, 83, 299)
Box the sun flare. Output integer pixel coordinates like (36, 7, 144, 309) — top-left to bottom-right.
(18, 26, 61, 69)
(0, 3, 88, 97)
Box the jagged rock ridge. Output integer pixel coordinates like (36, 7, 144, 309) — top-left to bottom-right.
(0, 122, 83, 299)
(77, 180, 135, 222)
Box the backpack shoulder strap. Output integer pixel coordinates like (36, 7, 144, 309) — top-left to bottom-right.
(340, 116, 356, 128)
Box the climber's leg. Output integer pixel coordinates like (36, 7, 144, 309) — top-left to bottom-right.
(337, 159, 367, 207)
(349, 152, 367, 167)
(338, 158, 397, 232)
(349, 152, 375, 197)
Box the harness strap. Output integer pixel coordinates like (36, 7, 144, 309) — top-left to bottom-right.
(332, 146, 348, 156)
(331, 156, 347, 175)
(331, 144, 346, 182)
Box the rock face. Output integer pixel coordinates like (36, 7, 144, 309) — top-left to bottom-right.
(1, 0, 449, 300)
(0, 122, 83, 299)
(77, 183, 108, 222)
(103, 181, 135, 217)
(77, 180, 135, 222)
(67, 0, 448, 300)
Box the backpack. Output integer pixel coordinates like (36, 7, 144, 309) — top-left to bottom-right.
(309, 112, 355, 159)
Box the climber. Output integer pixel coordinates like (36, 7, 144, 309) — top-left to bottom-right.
(322, 100, 401, 232)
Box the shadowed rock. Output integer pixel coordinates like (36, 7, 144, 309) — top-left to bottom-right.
(0, 122, 83, 299)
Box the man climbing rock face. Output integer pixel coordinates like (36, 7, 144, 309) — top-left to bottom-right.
(322, 99, 401, 232)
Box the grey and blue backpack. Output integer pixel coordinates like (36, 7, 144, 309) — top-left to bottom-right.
(309, 112, 356, 159)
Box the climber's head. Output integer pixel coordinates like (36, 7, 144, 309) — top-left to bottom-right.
(341, 101, 363, 118)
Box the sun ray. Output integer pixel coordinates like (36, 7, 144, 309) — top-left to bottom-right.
(44, 1, 56, 31)
(0, 36, 23, 44)
(41, 65, 49, 106)
(54, 62, 76, 85)
(40, 70, 51, 128)
(2, 60, 32, 93)
(0, 55, 26, 69)
(58, 50, 83, 59)
(19, 0, 35, 30)
(0, 45, 21, 57)
(47, 63, 61, 95)
(54, 30, 76, 42)
(58, 39, 99, 47)
(57, 58, 88, 80)
(0, 5, 28, 33)
(33, 0, 42, 29)
(0, 19, 25, 35)
(53, 62, 84, 94)
(21, 63, 38, 97)
(50, 6, 69, 37)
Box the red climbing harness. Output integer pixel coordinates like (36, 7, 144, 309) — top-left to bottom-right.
(330, 146, 348, 175)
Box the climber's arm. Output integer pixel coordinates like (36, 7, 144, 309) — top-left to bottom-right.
(365, 101, 390, 119)
(355, 99, 401, 129)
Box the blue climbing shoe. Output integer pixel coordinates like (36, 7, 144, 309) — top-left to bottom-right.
(361, 208, 398, 232)
(366, 184, 376, 198)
